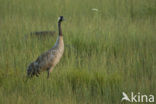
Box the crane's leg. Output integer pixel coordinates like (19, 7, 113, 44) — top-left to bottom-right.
(47, 67, 53, 79)
(47, 70, 50, 79)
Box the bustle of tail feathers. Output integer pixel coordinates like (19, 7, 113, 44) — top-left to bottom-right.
(27, 62, 40, 77)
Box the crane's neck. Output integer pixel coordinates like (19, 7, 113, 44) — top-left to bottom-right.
(58, 22, 62, 36)
(53, 21, 64, 48)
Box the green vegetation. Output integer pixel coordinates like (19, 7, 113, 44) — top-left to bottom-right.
(0, 0, 155, 103)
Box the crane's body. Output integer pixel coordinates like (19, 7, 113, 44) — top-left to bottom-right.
(27, 16, 64, 78)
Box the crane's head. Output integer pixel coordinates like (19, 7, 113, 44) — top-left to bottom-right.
(58, 16, 64, 23)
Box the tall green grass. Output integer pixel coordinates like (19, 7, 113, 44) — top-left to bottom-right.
(0, 0, 156, 103)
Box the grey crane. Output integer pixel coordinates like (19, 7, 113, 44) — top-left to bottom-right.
(27, 16, 64, 78)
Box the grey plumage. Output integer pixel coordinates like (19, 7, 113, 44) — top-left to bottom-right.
(27, 16, 64, 78)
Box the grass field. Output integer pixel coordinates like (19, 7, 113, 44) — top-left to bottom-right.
(0, 0, 156, 104)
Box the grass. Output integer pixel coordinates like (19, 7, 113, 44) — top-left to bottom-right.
(0, 0, 156, 103)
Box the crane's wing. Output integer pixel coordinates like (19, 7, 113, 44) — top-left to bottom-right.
(35, 49, 57, 68)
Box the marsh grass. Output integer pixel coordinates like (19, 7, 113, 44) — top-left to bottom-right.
(0, 0, 156, 104)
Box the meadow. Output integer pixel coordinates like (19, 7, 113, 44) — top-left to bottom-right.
(0, 0, 156, 104)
